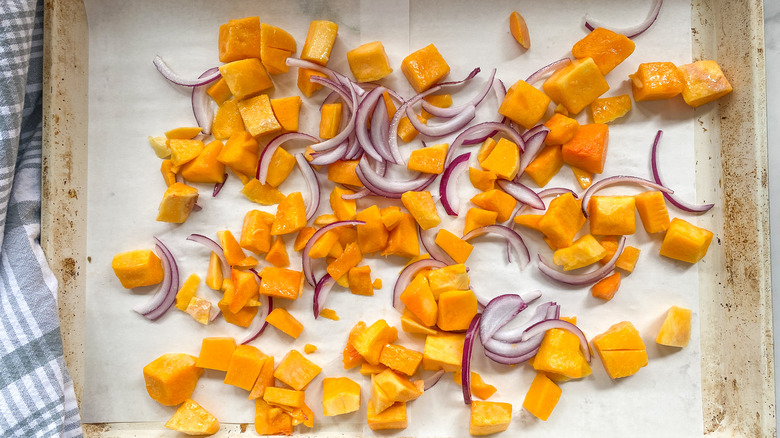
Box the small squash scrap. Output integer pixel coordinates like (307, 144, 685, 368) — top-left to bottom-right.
(590, 95, 632, 124)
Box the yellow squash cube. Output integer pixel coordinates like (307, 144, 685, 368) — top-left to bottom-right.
(111, 249, 164, 289)
(522, 373, 561, 421)
(407, 142, 448, 174)
(347, 41, 393, 82)
(373, 369, 423, 403)
(270, 96, 302, 132)
(427, 264, 470, 299)
(224, 345, 267, 391)
(630, 62, 684, 101)
(367, 400, 407, 431)
(196, 337, 236, 372)
(552, 234, 606, 271)
(470, 400, 512, 435)
(499, 80, 551, 129)
(656, 306, 692, 347)
(237, 94, 282, 138)
(480, 138, 520, 180)
(588, 195, 636, 236)
(470, 189, 517, 223)
(319, 102, 343, 139)
(437, 289, 478, 332)
(435, 229, 474, 264)
(659, 218, 713, 263)
(274, 350, 322, 391)
(218, 58, 273, 101)
(143, 353, 203, 406)
(322, 377, 361, 416)
(353, 319, 398, 365)
(543, 57, 609, 114)
(592, 321, 648, 379)
(164, 399, 220, 435)
(401, 191, 440, 230)
(401, 44, 450, 93)
(677, 60, 733, 108)
(422, 331, 465, 372)
(533, 317, 591, 379)
(156, 182, 198, 223)
(301, 20, 339, 66)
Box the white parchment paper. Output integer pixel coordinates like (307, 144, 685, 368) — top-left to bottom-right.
(83, 0, 704, 436)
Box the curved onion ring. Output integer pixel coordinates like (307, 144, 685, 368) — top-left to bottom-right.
(153, 55, 220, 87)
(515, 126, 549, 180)
(538, 236, 626, 285)
(584, 0, 663, 39)
(240, 294, 273, 345)
(440, 153, 471, 216)
(525, 58, 572, 85)
(651, 130, 714, 213)
(357, 156, 436, 196)
(313, 274, 336, 319)
(134, 237, 179, 320)
(445, 122, 524, 165)
(296, 154, 321, 221)
(393, 259, 447, 311)
(479, 294, 529, 342)
(462, 225, 531, 268)
(496, 180, 544, 211)
(422, 69, 497, 119)
(354, 86, 387, 162)
(422, 370, 445, 391)
(581, 174, 673, 218)
(461, 314, 482, 404)
(406, 104, 476, 137)
(186, 234, 230, 276)
(191, 67, 220, 135)
(212, 174, 228, 197)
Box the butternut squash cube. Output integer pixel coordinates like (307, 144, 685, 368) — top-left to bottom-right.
(219, 58, 273, 101)
(248, 357, 275, 400)
(677, 60, 733, 107)
(659, 218, 713, 263)
(238, 94, 282, 138)
(111, 249, 164, 289)
(397, 114, 423, 142)
(543, 58, 609, 114)
(265, 236, 289, 267)
(401, 44, 450, 93)
(470, 400, 512, 435)
(218, 230, 247, 267)
(379, 344, 423, 376)
(168, 139, 204, 168)
(218, 296, 258, 328)
(240, 210, 275, 255)
(260, 23, 296, 74)
(143, 353, 203, 406)
(265, 147, 296, 188)
(592, 321, 648, 379)
(228, 268, 258, 313)
(469, 167, 498, 192)
(401, 190, 440, 230)
(156, 182, 198, 223)
(254, 399, 293, 436)
(212, 98, 245, 141)
(588, 195, 636, 236)
(513, 214, 543, 232)
(590, 95, 632, 124)
(481, 138, 521, 180)
(181, 140, 226, 184)
(343, 321, 366, 369)
(322, 377, 361, 416)
(297, 67, 327, 97)
(347, 41, 393, 82)
(571, 27, 635, 75)
(553, 234, 606, 271)
(464, 207, 498, 235)
(499, 80, 551, 129)
(428, 264, 470, 299)
(629, 62, 684, 101)
(422, 331, 465, 372)
(218, 17, 261, 63)
(294, 227, 317, 252)
(470, 189, 517, 222)
(634, 190, 670, 233)
(207, 77, 232, 106)
(164, 399, 220, 435)
(477, 137, 498, 166)
(561, 123, 609, 174)
(301, 20, 339, 66)
(264, 387, 305, 409)
(327, 159, 363, 187)
(271, 192, 307, 235)
(174, 273, 201, 311)
(224, 345, 267, 391)
(330, 186, 357, 221)
(270, 96, 302, 132)
(367, 400, 407, 431)
(533, 316, 592, 379)
(327, 242, 363, 281)
(382, 213, 420, 258)
(655, 306, 692, 347)
(538, 192, 586, 249)
(401, 309, 438, 336)
(400, 273, 438, 327)
(407, 142, 448, 174)
(265, 307, 303, 339)
(437, 289, 478, 332)
(274, 349, 322, 390)
(308, 230, 339, 259)
(374, 369, 423, 403)
(196, 337, 236, 372)
(435, 229, 474, 264)
(525, 145, 564, 187)
(522, 373, 561, 421)
(259, 267, 303, 300)
(615, 246, 641, 273)
(362, 363, 389, 376)
(242, 179, 284, 205)
(348, 265, 373, 296)
(543, 113, 579, 145)
(217, 131, 259, 178)
(353, 319, 398, 365)
(319, 103, 342, 139)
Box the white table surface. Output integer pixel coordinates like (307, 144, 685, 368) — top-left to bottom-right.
(764, 0, 779, 434)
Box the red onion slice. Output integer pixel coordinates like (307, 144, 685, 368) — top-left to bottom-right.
(309, 142, 349, 166)
(440, 153, 471, 216)
(521, 318, 591, 363)
(651, 130, 714, 213)
(515, 127, 549, 179)
(212, 173, 228, 197)
(387, 86, 444, 164)
(406, 104, 476, 138)
(370, 93, 395, 163)
(538, 236, 626, 285)
(357, 156, 436, 195)
(492, 301, 555, 343)
(341, 188, 371, 200)
(186, 234, 230, 275)
(581, 174, 673, 218)
(419, 227, 456, 265)
(422, 370, 445, 391)
(344, 133, 362, 161)
(240, 295, 273, 345)
(134, 237, 179, 320)
(462, 225, 530, 268)
(296, 154, 321, 221)
(461, 313, 481, 404)
(496, 180, 544, 210)
(191, 67, 220, 135)
(393, 259, 448, 311)
(153, 55, 220, 87)
(303, 221, 364, 286)
(354, 86, 387, 162)
(257, 132, 318, 183)
(313, 274, 336, 319)
(585, 0, 663, 39)
(479, 294, 529, 342)
(525, 58, 572, 85)
(422, 69, 497, 119)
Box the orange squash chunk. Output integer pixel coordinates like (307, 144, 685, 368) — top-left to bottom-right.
(588, 195, 636, 236)
(301, 20, 339, 66)
(630, 62, 684, 101)
(400, 273, 438, 327)
(401, 44, 450, 93)
(470, 189, 517, 223)
(561, 123, 609, 174)
(271, 192, 307, 235)
(407, 142, 448, 174)
(509, 11, 530, 49)
(322, 377, 361, 416)
(538, 192, 586, 249)
(480, 138, 521, 180)
(328, 160, 363, 187)
(533, 316, 591, 379)
(656, 306, 692, 347)
(522, 373, 561, 421)
(659, 218, 713, 263)
(615, 246, 641, 273)
(469, 167, 497, 192)
(218, 230, 247, 267)
(294, 227, 317, 252)
(111, 249, 164, 289)
(242, 179, 285, 205)
(217, 130, 258, 178)
(330, 186, 357, 221)
(367, 400, 407, 431)
(143, 353, 203, 406)
(260, 23, 296, 74)
(265, 147, 296, 188)
(156, 183, 198, 223)
(571, 166, 593, 189)
(240, 210, 275, 255)
(437, 289, 478, 332)
(373, 369, 423, 403)
(427, 263, 470, 299)
(553, 234, 606, 271)
(353, 319, 398, 365)
(571, 27, 635, 75)
(254, 399, 293, 436)
(196, 337, 236, 372)
(297, 67, 327, 97)
(382, 213, 420, 259)
(400, 309, 437, 336)
(270, 96, 302, 132)
(591, 271, 622, 301)
(401, 191, 440, 230)
(319, 102, 343, 139)
(347, 41, 393, 82)
(265, 307, 303, 338)
(212, 98, 246, 141)
(525, 145, 564, 187)
(454, 372, 497, 400)
(219, 58, 273, 101)
(513, 214, 543, 232)
(225, 345, 268, 391)
(228, 268, 258, 313)
(634, 190, 670, 233)
(265, 236, 289, 267)
(238, 94, 282, 138)
(543, 58, 609, 114)
(180, 140, 226, 184)
(677, 60, 733, 108)
(470, 400, 512, 435)
(248, 356, 275, 400)
(348, 265, 373, 296)
(435, 229, 474, 264)
(274, 349, 322, 391)
(422, 331, 465, 372)
(464, 207, 498, 235)
(544, 113, 579, 145)
(592, 321, 648, 379)
(218, 296, 258, 328)
(218, 17, 262, 63)
(263, 387, 305, 409)
(207, 77, 232, 106)
(343, 321, 367, 369)
(590, 95, 632, 124)
(326, 242, 363, 281)
(164, 399, 220, 435)
(498, 80, 550, 129)
(160, 160, 177, 187)
(258, 267, 303, 300)
(379, 344, 423, 376)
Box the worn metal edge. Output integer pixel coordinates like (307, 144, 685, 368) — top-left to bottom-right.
(41, 0, 89, 410)
(692, 0, 775, 436)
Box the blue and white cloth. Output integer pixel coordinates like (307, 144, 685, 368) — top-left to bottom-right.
(0, 0, 83, 436)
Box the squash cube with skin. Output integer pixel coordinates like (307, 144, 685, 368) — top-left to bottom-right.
(240, 210, 275, 255)
(437, 289, 478, 331)
(588, 195, 636, 236)
(544, 113, 579, 145)
(347, 41, 393, 82)
(656, 306, 692, 347)
(469, 167, 498, 192)
(498, 80, 551, 129)
(367, 400, 407, 431)
(379, 344, 423, 376)
(401, 309, 438, 336)
(164, 399, 220, 436)
(224, 345, 267, 391)
(522, 373, 561, 421)
(181, 140, 226, 184)
(143, 353, 203, 406)
(212, 98, 245, 141)
(401, 191, 440, 230)
(238, 94, 282, 138)
(464, 207, 498, 235)
(470, 400, 512, 435)
(590, 95, 632, 124)
(571, 27, 635, 75)
(217, 131, 259, 178)
(480, 138, 520, 180)
(218, 17, 261, 63)
(259, 267, 303, 300)
(538, 192, 586, 249)
(400, 273, 438, 327)
(348, 265, 373, 296)
(353, 319, 398, 365)
(634, 190, 670, 233)
(255, 399, 293, 436)
(561, 123, 609, 174)
(423, 331, 465, 372)
(219, 58, 273, 101)
(525, 145, 564, 187)
(533, 317, 592, 379)
(322, 377, 361, 416)
(274, 349, 322, 390)
(196, 337, 236, 371)
(112, 249, 164, 289)
(677, 60, 733, 107)
(659, 218, 713, 263)
(382, 213, 420, 259)
(301, 20, 339, 66)
(270, 96, 302, 132)
(265, 307, 303, 339)
(326, 242, 363, 281)
(401, 44, 450, 93)
(470, 189, 517, 222)
(272, 192, 307, 235)
(553, 234, 606, 271)
(630, 62, 684, 101)
(374, 369, 423, 403)
(407, 142, 448, 174)
(592, 321, 648, 379)
(543, 57, 609, 114)
(156, 183, 198, 223)
(435, 229, 474, 264)
(264, 387, 305, 409)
